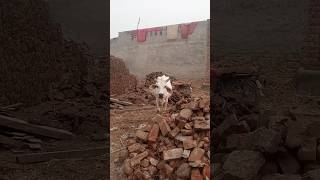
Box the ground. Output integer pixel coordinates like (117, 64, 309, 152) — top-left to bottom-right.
(110, 80, 209, 179)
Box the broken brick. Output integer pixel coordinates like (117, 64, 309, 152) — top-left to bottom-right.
(191, 168, 203, 180)
(159, 119, 171, 136)
(176, 163, 191, 178)
(149, 157, 159, 166)
(169, 127, 180, 137)
(141, 158, 149, 168)
(130, 151, 148, 167)
(163, 148, 183, 160)
(128, 143, 142, 153)
(164, 164, 174, 175)
(183, 139, 197, 150)
(180, 109, 193, 120)
(181, 129, 193, 135)
(175, 135, 193, 142)
(135, 130, 148, 141)
(188, 148, 205, 162)
(148, 124, 160, 142)
(123, 159, 133, 175)
(182, 150, 191, 158)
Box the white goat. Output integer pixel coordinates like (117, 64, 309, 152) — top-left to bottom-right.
(149, 75, 173, 112)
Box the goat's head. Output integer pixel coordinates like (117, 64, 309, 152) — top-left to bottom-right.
(149, 75, 173, 99)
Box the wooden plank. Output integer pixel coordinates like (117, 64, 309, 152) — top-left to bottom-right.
(0, 115, 74, 139)
(16, 147, 107, 164)
(110, 98, 133, 106)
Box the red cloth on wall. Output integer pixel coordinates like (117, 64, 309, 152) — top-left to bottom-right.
(179, 22, 198, 39)
(136, 27, 163, 42)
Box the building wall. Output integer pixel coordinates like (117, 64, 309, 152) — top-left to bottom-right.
(111, 21, 209, 79)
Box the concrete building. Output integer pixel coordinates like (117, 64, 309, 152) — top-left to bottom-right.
(111, 20, 210, 80)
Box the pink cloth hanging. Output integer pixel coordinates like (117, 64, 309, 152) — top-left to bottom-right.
(179, 22, 198, 39)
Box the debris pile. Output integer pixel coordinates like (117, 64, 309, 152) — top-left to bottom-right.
(212, 67, 320, 179)
(122, 98, 210, 179)
(110, 55, 137, 95)
(0, 0, 90, 105)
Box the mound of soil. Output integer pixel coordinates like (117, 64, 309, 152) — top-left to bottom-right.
(110, 55, 137, 95)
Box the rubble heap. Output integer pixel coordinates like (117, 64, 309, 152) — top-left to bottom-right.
(110, 55, 137, 95)
(122, 98, 210, 179)
(212, 68, 320, 180)
(0, 0, 89, 105)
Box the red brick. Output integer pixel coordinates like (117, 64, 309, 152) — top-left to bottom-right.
(135, 130, 148, 141)
(188, 148, 205, 162)
(183, 139, 197, 149)
(203, 165, 210, 179)
(149, 157, 159, 166)
(164, 164, 174, 175)
(163, 148, 183, 160)
(128, 143, 142, 153)
(148, 124, 160, 142)
(130, 151, 149, 167)
(159, 119, 171, 136)
(170, 127, 180, 138)
(191, 168, 204, 180)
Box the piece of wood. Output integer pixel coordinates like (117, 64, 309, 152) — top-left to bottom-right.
(16, 147, 107, 164)
(0, 115, 74, 139)
(110, 98, 133, 106)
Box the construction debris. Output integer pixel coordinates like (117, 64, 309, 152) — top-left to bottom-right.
(122, 97, 210, 179)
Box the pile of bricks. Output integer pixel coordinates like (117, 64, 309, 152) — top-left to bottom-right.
(110, 55, 137, 95)
(212, 69, 320, 180)
(123, 98, 210, 179)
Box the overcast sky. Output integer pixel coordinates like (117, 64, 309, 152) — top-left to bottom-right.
(110, 0, 210, 39)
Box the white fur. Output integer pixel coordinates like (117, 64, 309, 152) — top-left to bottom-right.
(149, 75, 173, 112)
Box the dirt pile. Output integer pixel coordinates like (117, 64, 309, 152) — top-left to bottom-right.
(122, 97, 210, 179)
(212, 68, 320, 179)
(110, 55, 137, 95)
(0, 0, 90, 105)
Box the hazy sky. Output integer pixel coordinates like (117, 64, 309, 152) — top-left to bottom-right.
(110, 0, 210, 38)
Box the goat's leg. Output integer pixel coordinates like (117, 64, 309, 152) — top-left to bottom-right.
(156, 98, 160, 112)
(164, 98, 168, 112)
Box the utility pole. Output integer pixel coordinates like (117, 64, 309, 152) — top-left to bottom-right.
(136, 17, 140, 30)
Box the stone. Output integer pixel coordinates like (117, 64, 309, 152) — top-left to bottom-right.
(169, 127, 180, 137)
(130, 151, 149, 167)
(128, 143, 142, 153)
(163, 148, 183, 160)
(223, 150, 265, 180)
(159, 119, 171, 136)
(123, 159, 133, 175)
(136, 130, 148, 141)
(194, 120, 210, 130)
(304, 169, 320, 180)
(297, 137, 317, 161)
(175, 163, 191, 178)
(191, 168, 203, 180)
(149, 157, 159, 166)
(182, 150, 191, 158)
(148, 124, 160, 142)
(180, 109, 193, 120)
(188, 148, 205, 162)
(276, 150, 301, 174)
(250, 127, 282, 153)
(183, 139, 197, 149)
